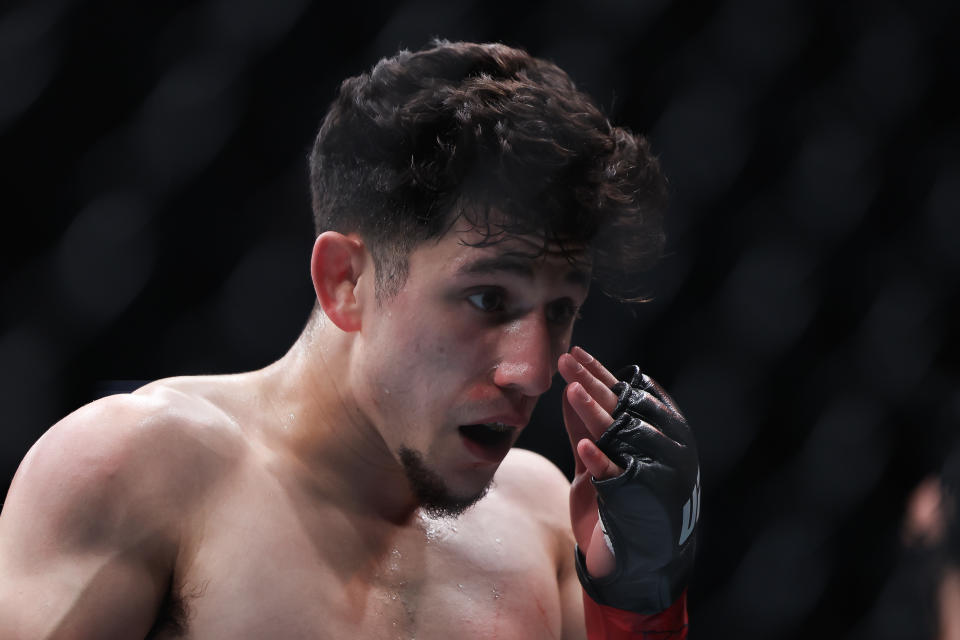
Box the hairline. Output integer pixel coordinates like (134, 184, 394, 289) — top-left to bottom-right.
(372, 217, 594, 304)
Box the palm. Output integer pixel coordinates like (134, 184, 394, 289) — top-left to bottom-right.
(565, 392, 602, 548)
(571, 467, 602, 548)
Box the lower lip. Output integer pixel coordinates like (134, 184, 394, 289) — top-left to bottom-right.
(460, 433, 513, 464)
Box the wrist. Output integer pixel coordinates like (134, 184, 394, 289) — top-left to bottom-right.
(583, 589, 688, 639)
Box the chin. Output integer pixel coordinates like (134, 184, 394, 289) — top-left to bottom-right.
(399, 447, 492, 518)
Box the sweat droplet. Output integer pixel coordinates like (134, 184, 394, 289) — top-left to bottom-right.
(418, 511, 457, 541)
(388, 548, 402, 572)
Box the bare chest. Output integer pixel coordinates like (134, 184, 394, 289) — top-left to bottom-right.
(159, 476, 564, 639)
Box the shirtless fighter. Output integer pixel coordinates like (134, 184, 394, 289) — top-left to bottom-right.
(0, 41, 699, 639)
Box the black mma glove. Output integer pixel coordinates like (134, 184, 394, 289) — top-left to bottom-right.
(575, 365, 700, 614)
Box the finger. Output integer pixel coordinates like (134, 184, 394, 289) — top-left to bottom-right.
(607, 416, 687, 466)
(571, 346, 619, 388)
(558, 353, 619, 414)
(577, 438, 623, 480)
(566, 381, 615, 441)
(619, 386, 691, 445)
(637, 373, 684, 418)
(561, 391, 589, 475)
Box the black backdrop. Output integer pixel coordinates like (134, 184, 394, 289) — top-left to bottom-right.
(2, 0, 958, 637)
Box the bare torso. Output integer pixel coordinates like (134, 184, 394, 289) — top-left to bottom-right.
(134, 376, 576, 640)
(149, 449, 567, 639)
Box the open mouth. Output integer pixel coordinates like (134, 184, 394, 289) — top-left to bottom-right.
(458, 423, 515, 461)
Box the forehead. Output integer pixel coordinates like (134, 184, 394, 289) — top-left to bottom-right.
(413, 218, 592, 286)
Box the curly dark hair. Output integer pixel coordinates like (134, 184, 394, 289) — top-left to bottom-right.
(308, 40, 667, 300)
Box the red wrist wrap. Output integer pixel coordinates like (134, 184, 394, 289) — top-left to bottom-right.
(583, 589, 688, 639)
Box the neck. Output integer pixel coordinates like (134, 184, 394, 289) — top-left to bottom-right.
(252, 313, 420, 523)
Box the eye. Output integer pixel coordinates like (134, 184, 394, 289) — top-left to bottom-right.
(545, 298, 579, 325)
(466, 289, 506, 313)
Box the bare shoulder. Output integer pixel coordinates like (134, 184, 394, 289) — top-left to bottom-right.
(2, 379, 246, 547)
(497, 447, 571, 489)
(494, 448, 571, 526)
(0, 377, 251, 636)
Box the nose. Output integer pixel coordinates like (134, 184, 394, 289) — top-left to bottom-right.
(491, 313, 557, 398)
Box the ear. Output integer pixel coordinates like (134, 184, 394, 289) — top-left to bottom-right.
(310, 232, 368, 332)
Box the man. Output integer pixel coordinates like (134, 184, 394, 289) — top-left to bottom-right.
(0, 41, 699, 639)
(902, 447, 960, 638)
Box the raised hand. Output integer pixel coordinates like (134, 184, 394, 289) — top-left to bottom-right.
(559, 346, 700, 614)
(558, 346, 625, 578)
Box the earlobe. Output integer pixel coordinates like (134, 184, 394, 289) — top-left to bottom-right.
(310, 232, 367, 332)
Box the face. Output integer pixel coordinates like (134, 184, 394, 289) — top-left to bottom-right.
(350, 220, 590, 516)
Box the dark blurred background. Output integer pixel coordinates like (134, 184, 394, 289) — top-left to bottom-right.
(2, 0, 958, 637)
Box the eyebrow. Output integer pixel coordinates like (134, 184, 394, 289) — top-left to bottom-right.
(455, 251, 591, 288)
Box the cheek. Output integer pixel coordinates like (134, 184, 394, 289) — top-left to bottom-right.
(364, 293, 503, 408)
(372, 313, 483, 396)
(406, 323, 487, 386)
(464, 385, 494, 403)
